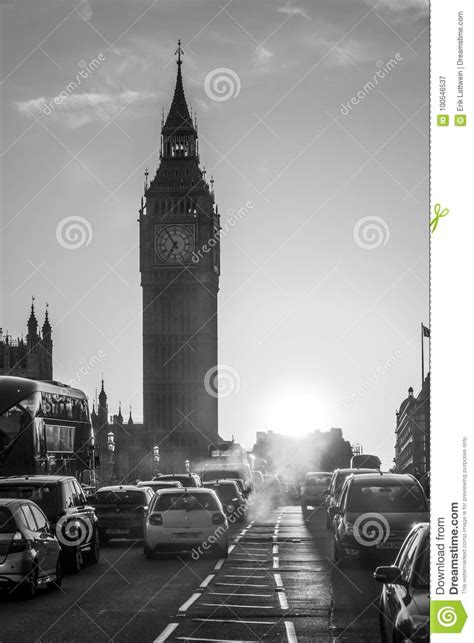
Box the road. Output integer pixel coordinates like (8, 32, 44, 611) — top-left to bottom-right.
(0, 505, 384, 642)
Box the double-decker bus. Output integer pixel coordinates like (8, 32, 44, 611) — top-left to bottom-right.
(0, 376, 96, 481)
(208, 441, 249, 465)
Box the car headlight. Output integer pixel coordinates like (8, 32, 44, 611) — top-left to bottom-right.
(345, 522, 354, 536)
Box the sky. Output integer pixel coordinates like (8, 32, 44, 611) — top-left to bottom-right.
(0, 0, 429, 469)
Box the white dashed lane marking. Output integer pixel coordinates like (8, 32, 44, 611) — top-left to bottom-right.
(153, 622, 179, 642)
(178, 593, 201, 612)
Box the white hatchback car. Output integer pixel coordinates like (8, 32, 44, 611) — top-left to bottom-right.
(143, 488, 228, 559)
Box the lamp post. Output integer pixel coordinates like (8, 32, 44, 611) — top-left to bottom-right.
(153, 445, 160, 476)
(185, 459, 190, 474)
(107, 431, 115, 483)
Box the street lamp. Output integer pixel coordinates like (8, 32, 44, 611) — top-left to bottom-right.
(185, 459, 190, 473)
(153, 445, 160, 476)
(107, 431, 115, 483)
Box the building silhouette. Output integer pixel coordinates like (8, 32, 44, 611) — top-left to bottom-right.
(394, 373, 430, 489)
(0, 300, 53, 380)
(139, 43, 220, 471)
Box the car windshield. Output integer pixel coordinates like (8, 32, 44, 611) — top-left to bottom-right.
(158, 476, 194, 486)
(306, 475, 331, 486)
(96, 490, 146, 505)
(207, 485, 239, 502)
(0, 484, 58, 518)
(347, 483, 427, 513)
(141, 482, 181, 491)
(203, 470, 242, 481)
(151, 492, 219, 512)
(0, 507, 16, 533)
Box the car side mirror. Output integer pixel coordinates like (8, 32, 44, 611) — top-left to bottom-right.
(328, 506, 342, 519)
(374, 566, 406, 587)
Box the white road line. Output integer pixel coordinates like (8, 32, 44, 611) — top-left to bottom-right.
(192, 618, 276, 625)
(228, 545, 235, 554)
(200, 603, 273, 609)
(176, 638, 258, 642)
(153, 622, 179, 642)
(224, 574, 268, 578)
(200, 574, 214, 588)
(216, 582, 270, 588)
(278, 591, 289, 610)
(285, 621, 298, 643)
(214, 558, 226, 570)
(208, 592, 272, 597)
(272, 544, 278, 554)
(178, 593, 201, 612)
(274, 573, 283, 587)
(273, 556, 280, 569)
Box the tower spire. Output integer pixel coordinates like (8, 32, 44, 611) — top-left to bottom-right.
(162, 40, 195, 134)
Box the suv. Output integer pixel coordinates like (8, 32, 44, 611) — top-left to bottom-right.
(331, 473, 428, 566)
(325, 468, 379, 530)
(301, 472, 332, 519)
(0, 475, 99, 572)
(375, 523, 429, 642)
(94, 485, 155, 543)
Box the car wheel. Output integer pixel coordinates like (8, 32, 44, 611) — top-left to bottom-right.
(20, 565, 38, 600)
(65, 548, 83, 573)
(143, 543, 156, 560)
(87, 531, 100, 565)
(49, 556, 63, 591)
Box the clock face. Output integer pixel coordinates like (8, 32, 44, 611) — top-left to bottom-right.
(154, 224, 195, 265)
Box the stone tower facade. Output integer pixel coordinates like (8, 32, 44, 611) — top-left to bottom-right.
(139, 43, 220, 472)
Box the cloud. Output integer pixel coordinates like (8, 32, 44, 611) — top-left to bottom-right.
(16, 90, 157, 128)
(277, 2, 311, 20)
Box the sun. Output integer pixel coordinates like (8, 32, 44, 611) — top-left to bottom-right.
(263, 387, 331, 436)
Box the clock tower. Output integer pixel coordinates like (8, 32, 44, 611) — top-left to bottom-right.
(139, 42, 220, 472)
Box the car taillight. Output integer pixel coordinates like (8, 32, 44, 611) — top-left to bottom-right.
(149, 513, 162, 526)
(212, 512, 226, 525)
(9, 531, 27, 553)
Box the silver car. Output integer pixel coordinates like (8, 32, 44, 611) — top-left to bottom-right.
(0, 498, 62, 598)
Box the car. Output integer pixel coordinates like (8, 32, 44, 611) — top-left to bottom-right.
(153, 473, 202, 487)
(325, 468, 380, 530)
(331, 473, 429, 566)
(143, 488, 228, 559)
(0, 475, 100, 573)
(375, 523, 429, 642)
(93, 485, 155, 544)
(137, 480, 183, 493)
(203, 480, 248, 522)
(0, 498, 62, 599)
(301, 472, 332, 519)
(201, 463, 253, 497)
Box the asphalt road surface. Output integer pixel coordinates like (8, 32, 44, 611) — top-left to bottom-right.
(0, 505, 384, 642)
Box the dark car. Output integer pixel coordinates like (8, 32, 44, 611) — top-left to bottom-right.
(153, 473, 202, 488)
(94, 485, 155, 544)
(0, 498, 62, 598)
(203, 480, 248, 522)
(332, 473, 429, 566)
(301, 472, 332, 518)
(0, 475, 99, 573)
(375, 523, 429, 642)
(325, 468, 379, 530)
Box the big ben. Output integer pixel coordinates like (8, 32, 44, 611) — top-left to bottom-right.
(139, 42, 220, 472)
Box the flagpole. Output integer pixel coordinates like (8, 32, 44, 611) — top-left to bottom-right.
(421, 322, 424, 386)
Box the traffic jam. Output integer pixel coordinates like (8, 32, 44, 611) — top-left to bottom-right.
(0, 376, 429, 641)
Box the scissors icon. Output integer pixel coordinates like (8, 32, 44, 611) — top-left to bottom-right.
(430, 203, 449, 233)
